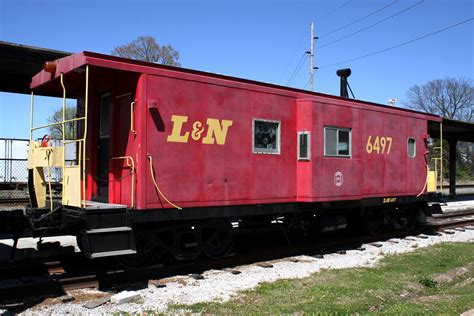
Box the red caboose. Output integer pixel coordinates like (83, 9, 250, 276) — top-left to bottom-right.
(26, 52, 441, 263)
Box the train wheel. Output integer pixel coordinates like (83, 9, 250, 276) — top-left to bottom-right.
(203, 221, 234, 259)
(365, 213, 384, 235)
(116, 243, 158, 269)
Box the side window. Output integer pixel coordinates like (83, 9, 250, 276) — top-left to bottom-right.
(297, 131, 310, 161)
(99, 93, 111, 139)
(324, 127, 351, 158)
(407, 137, 416, 158)
(253, 119, 280, 154)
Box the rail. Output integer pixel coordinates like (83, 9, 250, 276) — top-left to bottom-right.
(431, 121, 444, 193)
(29, 65, 89, 208)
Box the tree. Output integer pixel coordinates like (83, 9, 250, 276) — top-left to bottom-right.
(47, 105, 77, 140)
(404, 78, 474, 181)
(404, 77, 473, 121)
(111, 36, 181, 66)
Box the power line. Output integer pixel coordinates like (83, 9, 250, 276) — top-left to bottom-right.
(319, 17, 474, 69)
(286, 53, 308, 86)
(319, 0, 353, 21)
(317, 0, 424, 50)
(319, 0, 399, 38)
(303, 78, 311, 90)
(278, 29, 308, 84)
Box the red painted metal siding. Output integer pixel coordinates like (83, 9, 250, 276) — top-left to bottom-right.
(143, 75, 297, 209)
(29, 52, 440, 210)
(134, 74, 430, 210)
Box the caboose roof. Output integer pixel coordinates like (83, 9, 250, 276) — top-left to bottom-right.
(31, 51, 442, 122)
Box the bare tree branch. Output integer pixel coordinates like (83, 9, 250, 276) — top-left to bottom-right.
(111, 36, 181, 66)
(404, 77, 473, 122)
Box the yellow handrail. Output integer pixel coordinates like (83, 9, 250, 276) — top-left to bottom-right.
(29, 92, 34, 142)
(440, 122, 443, 192)
(46, 149, 54, 211)
(30, 117, 85, 132)
(83, 65, 89, 208)
(60, 74, 66, 209)
(29, 65, 90, 209)
(430, 121, 444, 193)
(112, 156, 135, 208)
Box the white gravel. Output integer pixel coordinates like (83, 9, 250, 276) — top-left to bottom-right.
(15, 227, 474, 315)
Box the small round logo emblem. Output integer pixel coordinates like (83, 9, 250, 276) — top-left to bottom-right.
(334, 171, 344, 187)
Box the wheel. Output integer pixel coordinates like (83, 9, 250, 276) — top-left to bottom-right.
(365, 213, 384, 235)
(202, 221, 234, 259)
(116, 230, 159, 269)
(116, 243, 158, 269)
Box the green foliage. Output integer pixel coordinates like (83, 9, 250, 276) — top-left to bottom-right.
(111, 36, 180, 66)
(419, 277, 438, 288)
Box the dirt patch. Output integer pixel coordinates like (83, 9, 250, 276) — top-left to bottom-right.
(416, 294, 457, 303)
(26, 290, 107, 311)
(455, 277, 474, 288)
(151, 276, 190, 286)
(68, 289, 108, 302)
(432, 262, 474, 284)
(405, 281, 423, 292)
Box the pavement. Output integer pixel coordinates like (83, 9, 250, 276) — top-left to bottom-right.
(439, 194, 474, 213)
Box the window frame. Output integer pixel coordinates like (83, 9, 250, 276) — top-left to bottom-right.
(324, 126, 352, 158)
(252, 118, 281, 155)
(407, 137, 416, 158)
(297, 131, 311, 161)
(99, 93, 112, 139)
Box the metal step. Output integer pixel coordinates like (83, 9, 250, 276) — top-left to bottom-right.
(86, 226, 132, 234)
(90, 249, 137, 258)
(80, 225, 137, 259)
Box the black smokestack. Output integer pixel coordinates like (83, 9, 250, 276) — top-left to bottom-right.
(336, 68, 351, 98)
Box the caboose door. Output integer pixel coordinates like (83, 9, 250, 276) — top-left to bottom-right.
(94, 93, 111, 202)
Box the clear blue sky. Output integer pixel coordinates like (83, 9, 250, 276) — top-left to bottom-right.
(0, 0, 473, 139)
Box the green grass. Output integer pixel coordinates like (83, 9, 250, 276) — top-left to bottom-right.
(167, 242, 474, 315)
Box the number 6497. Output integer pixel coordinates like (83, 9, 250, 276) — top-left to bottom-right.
(366, 136, 392, 154)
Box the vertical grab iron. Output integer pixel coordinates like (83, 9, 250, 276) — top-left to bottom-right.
(431, 121, 443, 193)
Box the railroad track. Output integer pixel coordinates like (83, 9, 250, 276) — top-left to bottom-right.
(428, 210, 474, 229)
(1, 209, 473, 309)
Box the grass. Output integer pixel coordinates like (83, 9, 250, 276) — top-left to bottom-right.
(167, 242, 474, 314)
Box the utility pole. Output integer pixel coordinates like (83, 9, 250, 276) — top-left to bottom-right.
(310, 22, 314, 92)
(306, 22, 317, 91)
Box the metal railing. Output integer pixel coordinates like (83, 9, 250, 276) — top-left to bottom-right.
(432, 122, 444, 193)
(29, 65, 89, 208)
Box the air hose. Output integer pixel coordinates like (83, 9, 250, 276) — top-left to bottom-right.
(147, 154, 182, 210)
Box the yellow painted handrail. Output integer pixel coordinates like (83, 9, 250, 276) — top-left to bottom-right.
(30, 117, 86, 132)
(29, 92, 34, 142)
(60, 74, 66, 210)
(45, 149, 54, 211)
(112, 156, 136, 208)
(82, 65, 89, 208)
(430, 121, 444, 193)
(440, 122, 443, 192)
(29, 65, 90, 209)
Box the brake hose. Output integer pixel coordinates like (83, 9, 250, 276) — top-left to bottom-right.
(147, 154, 182, 210)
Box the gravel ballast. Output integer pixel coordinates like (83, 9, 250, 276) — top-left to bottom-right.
(14, 228, 474, 315)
